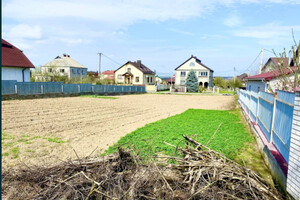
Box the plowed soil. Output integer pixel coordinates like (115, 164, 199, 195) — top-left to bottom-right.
(1, 94, 234, 169)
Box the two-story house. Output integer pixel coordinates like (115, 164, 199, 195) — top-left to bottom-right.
(41, 54, 87, 80)
(175, 55, 214, 87)
(115, 60, 155, 85)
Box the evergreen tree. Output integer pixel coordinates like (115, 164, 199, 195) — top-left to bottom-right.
(185, 70, 198, 92)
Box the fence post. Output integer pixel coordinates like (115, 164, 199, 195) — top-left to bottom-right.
(15, 84, 18, 94)
(92, 85, 94, 93)
(270, 92, 277, 143)
(61, 84, 64, 93)
(256, 92, 260, 124)
(78, 85, 80, 93)
(41, 84, 44, 94)
(248, 92, 251, 114)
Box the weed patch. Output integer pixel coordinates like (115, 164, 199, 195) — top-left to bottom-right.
(106, 109, 254, 160)
(11, 147, 19, 159)
(80, 95, 119, 99)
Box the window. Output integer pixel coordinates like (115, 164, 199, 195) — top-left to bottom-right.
(60, 69, 65, 73)
(72, 69, 76, 74)
(49, 68, 52, 72)
(199, 72, 208, 77)
(181, 72, 186, 77)
(82, 70, 86, 75)
(128, 68, 131, 72)
(136, 77, 139, 82)
(189, 62, 195, 67)
(118, 75, 122, 79)
(147, 77, 150, 83)
(77, 69, 81, 74)
(150, 77, 153, 83)
(180, 80, 185, 86)
(257, 87, 260, 92)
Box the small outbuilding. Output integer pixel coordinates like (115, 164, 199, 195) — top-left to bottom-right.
(1, 39, 35, 82)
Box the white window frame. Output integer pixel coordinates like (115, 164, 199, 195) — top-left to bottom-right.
(181, 71, 186, 77)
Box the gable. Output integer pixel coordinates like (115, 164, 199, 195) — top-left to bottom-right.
(175, 57, 209, 71)
(175, 56, 213, 72)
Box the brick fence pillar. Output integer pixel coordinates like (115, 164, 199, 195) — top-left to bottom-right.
(287, 91, 300, 199)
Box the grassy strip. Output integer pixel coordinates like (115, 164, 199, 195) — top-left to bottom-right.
(106, 109, 254, 160)
(219, 90, 236, 95)
(80, 95, 119, 99)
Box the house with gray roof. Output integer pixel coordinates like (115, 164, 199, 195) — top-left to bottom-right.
(41, 54, 87, 79)
(175, 55, 214, 87)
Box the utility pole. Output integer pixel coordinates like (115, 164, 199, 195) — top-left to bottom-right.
(97, 53, 102, 77)
(259, 48, 264, 74)
(234, 67, 236, 83)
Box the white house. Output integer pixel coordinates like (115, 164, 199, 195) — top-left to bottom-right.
(115, 60, 155, 85)
(41, 54, 87, 80)
(175, 55, 214, 87)
(1, 39, 35, 82)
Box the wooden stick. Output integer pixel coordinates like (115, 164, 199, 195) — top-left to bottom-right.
(206, 122, 223, 146)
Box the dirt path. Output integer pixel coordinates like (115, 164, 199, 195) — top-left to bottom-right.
(2, 94, 234, 169)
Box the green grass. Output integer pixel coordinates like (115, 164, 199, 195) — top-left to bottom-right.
(44, 137, 66, 143)
(106, 109, 254, 160)
(81, 95, 119, 99)
(219, 90, 235, 95)
(10, 147, 19, 159)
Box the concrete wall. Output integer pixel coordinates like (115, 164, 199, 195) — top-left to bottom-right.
(175, 57, 213, 87)
(246, 80, 266, 92)
(2, 67, 31, 82)
(287, 91, 300, 200)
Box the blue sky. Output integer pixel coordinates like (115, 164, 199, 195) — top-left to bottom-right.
(2, 0, 300, 77)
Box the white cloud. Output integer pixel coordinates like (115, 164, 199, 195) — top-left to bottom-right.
(223, 15, 243, 27)
(6, 24, 42, 40)
(168, 28, 194, 36)
(233, 23, 300, 46)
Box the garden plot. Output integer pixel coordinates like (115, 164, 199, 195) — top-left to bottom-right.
(1, 94, 234, 169)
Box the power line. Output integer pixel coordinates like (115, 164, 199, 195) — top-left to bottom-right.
(240, 50, 262, 73)
(101, 53, 122, 66)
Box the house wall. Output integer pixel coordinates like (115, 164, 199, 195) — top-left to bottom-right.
(246, 80, 266, 92)
(175, 57, 213, 87)
(286, 91, 300, 200)
(41, 66, 87, 79)
(115, 63, 155, 85)
(267, 74, 294, 93)
(2, 67, 31, 82)
(261, 60, 274, 73)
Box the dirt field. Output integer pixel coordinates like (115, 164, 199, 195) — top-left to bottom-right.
(2, 94, 234, 169)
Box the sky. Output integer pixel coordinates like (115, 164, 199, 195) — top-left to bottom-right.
(2, 0, 300, 77)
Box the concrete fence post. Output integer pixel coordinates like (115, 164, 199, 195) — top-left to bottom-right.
(78, 85, 80, 93)
(15, 84, 18, 94)
(61, 84, 64, 93)
(41, 84, 44, 94)
(286, 91, 300, 199)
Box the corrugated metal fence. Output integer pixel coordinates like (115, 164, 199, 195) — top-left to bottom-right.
(1, 81, 146, 96)
(156, 84, 170, 91)
(239, 89, 295, 163)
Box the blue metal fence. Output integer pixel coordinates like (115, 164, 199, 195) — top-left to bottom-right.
(238, 89, 295, 163)
(2, 80, 17, 94)
(63, 84, 80, 94)
(272, 90, 295, 163)
(16, 82, 43, 95)
(42, 82, 63, 94)
(2, 82, 146, 96)
(80, 84, 92, 93)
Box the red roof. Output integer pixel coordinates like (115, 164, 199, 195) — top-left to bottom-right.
(102, 70, 115, 75)
(246, 66, 299, 81)
(2, 39, 35, 68)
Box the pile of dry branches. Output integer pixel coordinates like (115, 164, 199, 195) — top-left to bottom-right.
(2, 135, 282, 200)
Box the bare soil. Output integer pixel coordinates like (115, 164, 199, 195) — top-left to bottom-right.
(1, 94, 234, 169)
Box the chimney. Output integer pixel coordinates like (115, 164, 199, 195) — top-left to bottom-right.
(137, 60, 141, 67)
(191, 54, 194, 58)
